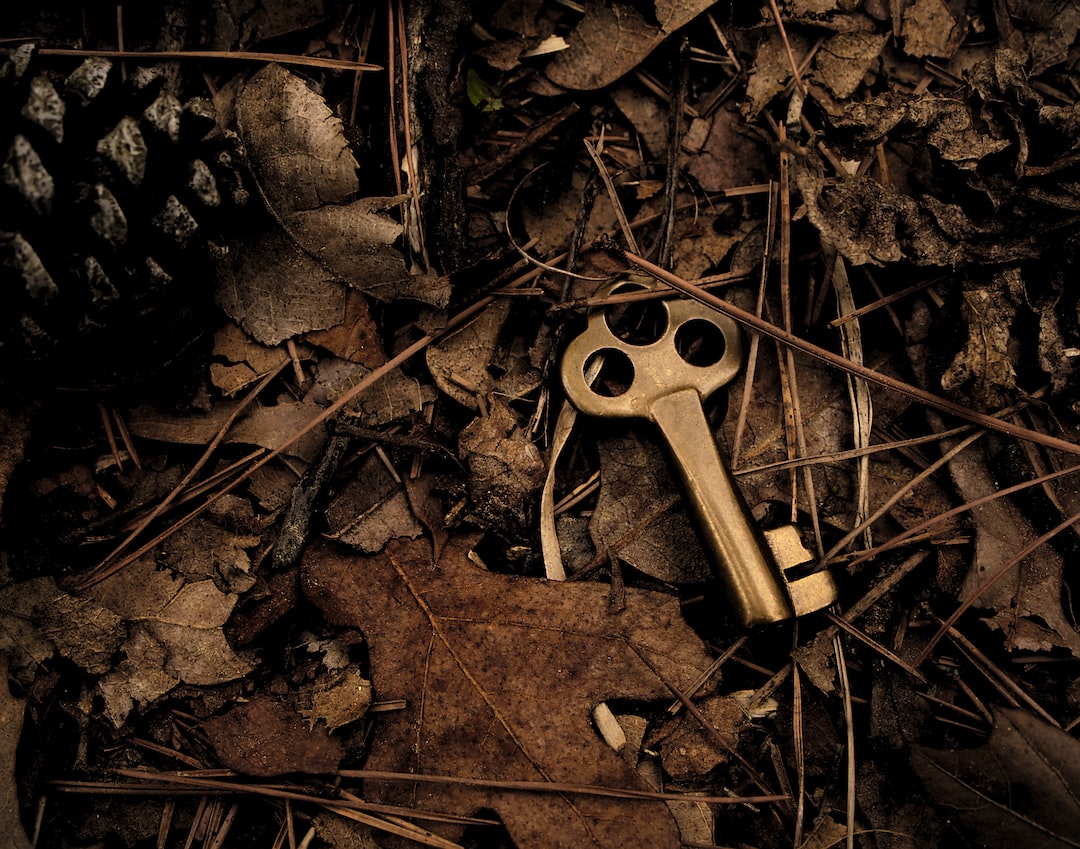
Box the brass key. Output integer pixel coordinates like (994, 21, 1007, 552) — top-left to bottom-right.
(561, 277, 837, 627)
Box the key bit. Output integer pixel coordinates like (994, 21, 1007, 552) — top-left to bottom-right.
(560, 276, 838, 627)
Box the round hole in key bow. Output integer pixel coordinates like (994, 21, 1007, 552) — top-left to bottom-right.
(674, 318, 727, 367)
(603, 285, 668, 346)
(583, 348, 634, 397)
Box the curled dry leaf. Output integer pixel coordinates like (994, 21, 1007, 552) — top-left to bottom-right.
(302, 534, 715, 849)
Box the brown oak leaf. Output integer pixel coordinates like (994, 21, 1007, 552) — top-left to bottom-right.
(301, 535, 714, 849)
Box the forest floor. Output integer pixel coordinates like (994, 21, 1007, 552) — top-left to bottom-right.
(3, 2, 1080, 848)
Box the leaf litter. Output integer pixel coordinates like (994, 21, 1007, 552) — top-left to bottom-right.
(3, 3, 1080, 849)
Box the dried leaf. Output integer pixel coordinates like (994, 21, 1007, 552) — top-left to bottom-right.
(210, 322, 295, 396)
(940, 271, 1021, 408)
(235, 65, 422, 304)
(325, 454, 425, 552)
(302, 535, 714, 849)
(901, 0, 966, 59)
(1010, 0, 1080, 74)
(300, 665, 373, 732)
(684, 102, 767, 192)
(814, 33, 888, 100)
(312, 357, 436, 426)
(0, 658, 32, 849)
(1, 574, 126, 680)
(942, 435, 1080, 657)
(459, 399, 546, 532)
(87, 557, 254, 690)
(589, 429, 712, 584)
(304, 289, 387, 368)
(744, 28, 813, 118)
(911, 708, 1080, 848)
(426, 298, 544, 411)
(611, 86, 668, 159)
(97, 625, 178, 727)
(795, 155, 1039, 267)
(237, 64, 358, 214)
(228, 398, 327, 462)
(202, 694, 344, 776)
(216, 227, 347, 345)
(645, 694, 745, 781)
(544, 0, 715, 91)
(0, 405, 33, 519)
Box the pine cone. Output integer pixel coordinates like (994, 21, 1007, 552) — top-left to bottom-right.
(0, 44, 248, 390)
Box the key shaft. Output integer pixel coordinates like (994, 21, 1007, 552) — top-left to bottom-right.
(649, 389, 793, 626)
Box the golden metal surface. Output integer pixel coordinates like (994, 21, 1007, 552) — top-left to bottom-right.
(561, 277, 837, 626)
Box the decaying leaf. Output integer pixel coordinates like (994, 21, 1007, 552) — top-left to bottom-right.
(911, 708, 1080, 848)
(300, 665, 373, 732)
(304, 288, 387, 369)
(87, 557, 254, 692)
(611, 86, 668, 160)
(900, 0, 966, 59)
(645, 694, 745, 781)
(795, 154, 1038, 267)
(302, 534, 715, 849)
(744, 27, 812, 118)
(0, 575, 125, 680)
(97, 625, 179, 727)
(589, 428, 712, 584)
(0, 405, 33, 519)
(544, 0, 715, 91)
(814, 32, 888, 100)
(312, 357, 436, 427)
(426, 298, 544, 411)
(684, 102, 766, 192)
(459, 398, 546, 532)
(943, 435, 1080, 658)
(202, 693, 344, 776)
(325, 453, 425, 552)
(0, 658, 32, 849)
(234, 64, 424, 305)
(210, 321, 295, 396)
(940, 271, 1021, 408)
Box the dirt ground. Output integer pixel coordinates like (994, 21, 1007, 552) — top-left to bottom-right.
(3, 2, 1080, 848)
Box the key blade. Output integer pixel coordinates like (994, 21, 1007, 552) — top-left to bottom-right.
(650, 389, 794, 626)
